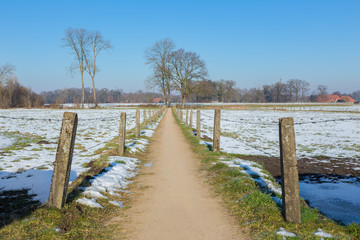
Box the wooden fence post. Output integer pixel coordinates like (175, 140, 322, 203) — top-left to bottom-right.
(148, 110, 152, 125)
(135, 109, 140, 137)
(189, 110, 193, 128)
(143, 109, 147, 127)
(213, 109, 221, 152)
(197, 110, 201, 139)
(48, 112, 78, 209)
(186, 110, 189, 125)
(279, 117, 301, 223)
(118, 112, 126, 156)
(180, 110, 183, 122)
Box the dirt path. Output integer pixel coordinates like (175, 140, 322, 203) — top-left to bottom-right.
(111, 109, 247, 240)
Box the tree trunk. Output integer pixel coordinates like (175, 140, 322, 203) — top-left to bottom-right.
(167, 87, 171, 107)
(182, 95, 186, 108)
(81, 71, 85, 109)
(91, 76, 98, 108)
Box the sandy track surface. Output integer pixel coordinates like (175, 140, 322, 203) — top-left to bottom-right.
(112, 109, 247, 240)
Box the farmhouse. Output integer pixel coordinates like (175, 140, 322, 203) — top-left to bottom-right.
(152, 97, 163, 103)
(315, 94, 355, 103)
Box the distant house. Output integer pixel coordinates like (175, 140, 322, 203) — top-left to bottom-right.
(153, 98, 163, 103)
(338, 96, 355, 103)
(316, 95, 355, 103)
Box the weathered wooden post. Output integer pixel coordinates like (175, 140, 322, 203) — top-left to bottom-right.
(279, 117, 301, 223)
(213, 109, 221, 152)
(180, 110, 183, 122)
(197, 110, 201, 139)
(148, 110, 152, 125)
(143, 109, 147, 127)
(48, 112, 78, 209)
(135, 109, 140, 137)
(189, 110, 193, 128)
(118, 112, 126, 156)
(186, 110, 189, 125)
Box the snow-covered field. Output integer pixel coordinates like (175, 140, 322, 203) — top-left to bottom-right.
(0, 108, 160, 204)
(191, 109, 360, 159)
(182, 108, 360, 225)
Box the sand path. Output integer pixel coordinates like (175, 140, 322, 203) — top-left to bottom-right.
(113, 109, 247, 240)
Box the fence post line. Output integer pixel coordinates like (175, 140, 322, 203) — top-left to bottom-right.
(48, 112, 78, 209)
(189, 110, 193, 128)
(213, 109, 221, 152)
(279, 117, 301, 224)
(180, 110, 183, 122)
(186, 110, 189, 125)
(148, 110, 152, 125)
(118, 112, 126, 156)
(143, 109, 147, 127)
(197, 110, 201, 139)
(135, 109, 140, 137)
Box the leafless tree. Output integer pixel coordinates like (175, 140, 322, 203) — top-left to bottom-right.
(145, 39, 175, 107)
(63, 28, 89, 108)
(84, 31, 112, 108)
(0, 63, 15, 86)
(317, 84, 328, 101)
(169, 49, 207, 107)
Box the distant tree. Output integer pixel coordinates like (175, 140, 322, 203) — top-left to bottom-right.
(215, 80, 225, 102)
(317, 85, 328, 101)
(84, 30, 112, 108)
(262, 85, 272, 102)
(223, 80, 237, 102)
(193, 79, 217, 102)
(271, 80, 286, 102)
(145, 39, 175, 107)
(352, 90, 360, 101)
(0, 63, 15, 86)
(287, 79, 310, 102)
(169, 49, 207, 108)
(63, 28, 89, 108)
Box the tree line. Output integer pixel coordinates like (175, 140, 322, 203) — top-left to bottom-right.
(0, 64, 43, 108)
(187, 79, 360, 103)
(40, 88, 165, 105)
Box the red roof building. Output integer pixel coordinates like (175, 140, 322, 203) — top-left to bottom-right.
(339, 96, 355, 103)
(316, 95, 355, 103)
(316, 95, 340, 103)
(152, 98, 162, 103)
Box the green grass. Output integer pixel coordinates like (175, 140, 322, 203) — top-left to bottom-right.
(172, 108, 359, 239)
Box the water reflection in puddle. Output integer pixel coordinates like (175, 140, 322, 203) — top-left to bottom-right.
(299, 174, 360, 225)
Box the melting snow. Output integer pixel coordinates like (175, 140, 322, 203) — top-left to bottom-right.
(77, 156, 138, 208)
(314, 228, 333, 238)
(276, 227, 296, 237)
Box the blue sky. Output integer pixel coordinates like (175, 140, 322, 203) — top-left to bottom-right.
(0, 0, 359, 93)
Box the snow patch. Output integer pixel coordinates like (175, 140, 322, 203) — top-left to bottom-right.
(78, 157, 138, 208)
(314, 228, 333, 238)
(276, 227, 296, 237)
(76, 198, 104, 208)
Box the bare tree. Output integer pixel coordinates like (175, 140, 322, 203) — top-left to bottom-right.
(0, 63, 15, 86)
(223, 80, 237, 102)
(145, 39, 175, 107)
(317, 84, 328, 101)
(84, 31, 112, 108)
(169, 49, 207, 107)
(63, 28, 89, 108)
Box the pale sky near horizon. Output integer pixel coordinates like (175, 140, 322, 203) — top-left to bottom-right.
(0, 0, 359, 94)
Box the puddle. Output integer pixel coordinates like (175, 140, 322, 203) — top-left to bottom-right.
(299, 174, 360, 225)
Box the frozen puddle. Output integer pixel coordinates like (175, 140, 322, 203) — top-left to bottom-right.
(299, 174, 360, 225)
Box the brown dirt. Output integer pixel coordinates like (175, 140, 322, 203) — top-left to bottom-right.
(241, 155, 360, 178)
(110, 110, 248, 240)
